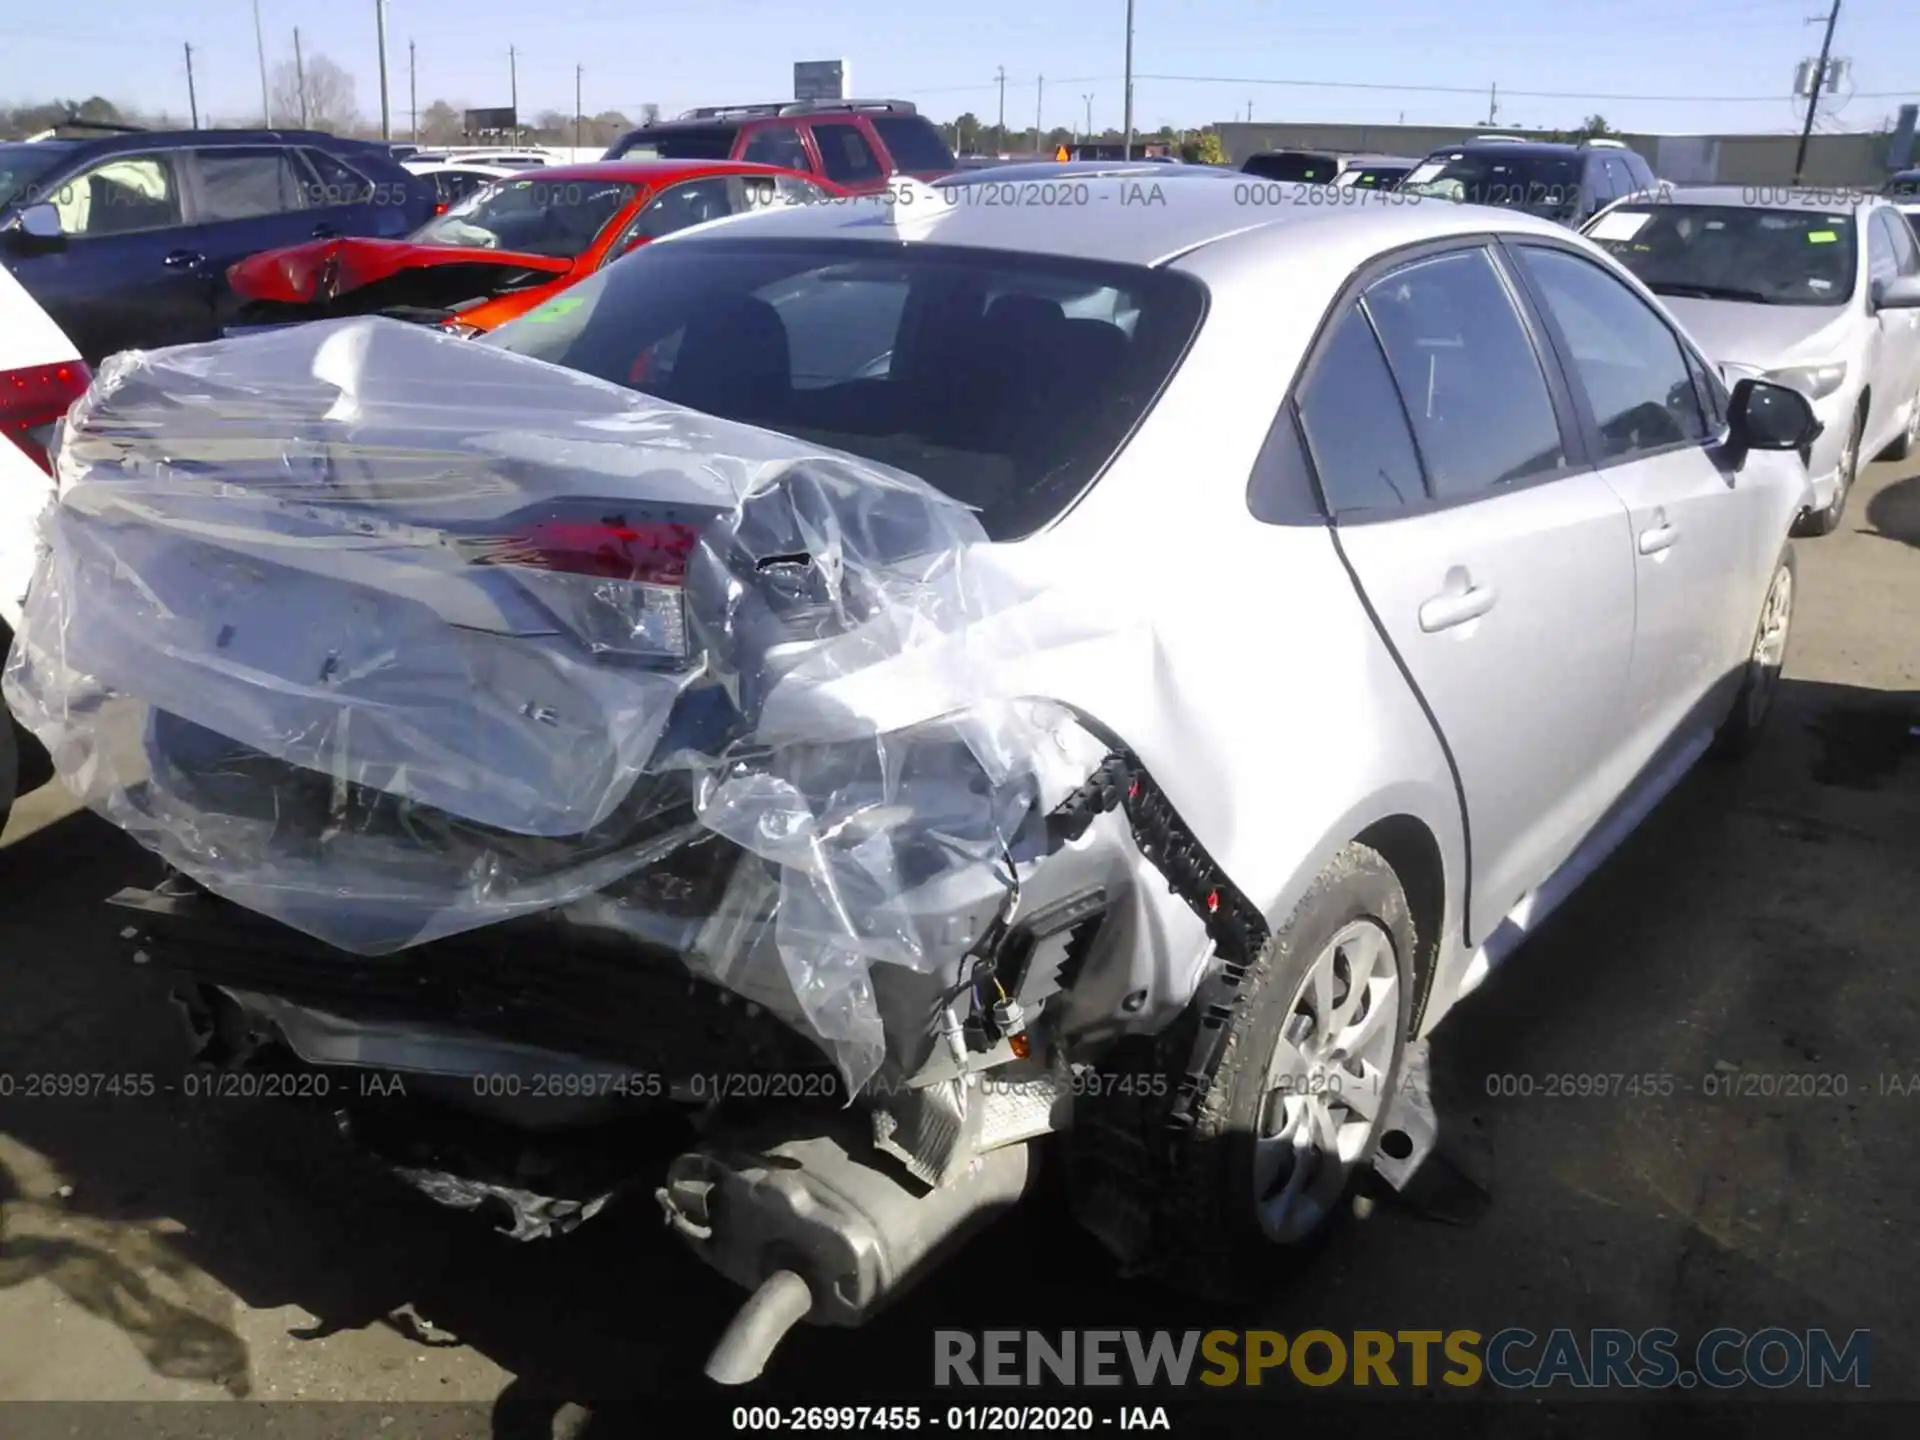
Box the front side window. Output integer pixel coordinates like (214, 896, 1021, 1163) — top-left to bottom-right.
(48, 154, 183, 236)
(192, 148, 310, 221)
(484, 238, 1206, 540)
(1872, 208, 1920, 279)
(1516, 245, 1709, 460)
(1294, 305, 1425, 514)
(1361, 248, 1566, 499)
(409, 175, 637, 257)
(1586, 203, 1856, 306)
(810, 124, 884, 185)
(740, 126, 811, 171)
(605, 174, 827, 259)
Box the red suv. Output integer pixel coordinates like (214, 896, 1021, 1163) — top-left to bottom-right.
(605, 100, 955, 195)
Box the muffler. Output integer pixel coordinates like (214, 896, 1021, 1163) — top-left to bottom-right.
(657, 1109, 1035, 1383)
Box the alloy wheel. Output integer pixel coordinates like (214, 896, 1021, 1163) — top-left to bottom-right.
(1746, 563, 1794, 730)
(1253, 917, 1399, 1243)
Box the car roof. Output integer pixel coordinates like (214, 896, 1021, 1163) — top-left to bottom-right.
(510, 158, 831, 184)
(1626, 184, 1878, 213)
(1429, 140, 1584, 158)
(1341, 154, 1419, 167)
(653, 174, 1577, 268)
(937, 160, 1231, 183)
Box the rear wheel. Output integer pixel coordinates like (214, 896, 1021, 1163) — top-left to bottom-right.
(1154, 843, 1415, 1298)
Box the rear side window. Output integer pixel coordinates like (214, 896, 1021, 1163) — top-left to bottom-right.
(1294, 305, 1425, 515)
(1515, 245, 1709, 458)
(869, 116, 956, 172)
(810, 124, 885, 185)
(740, 126, 811, 171)
(192, 148, 310, 220)
(1362, 248, 1566, 499)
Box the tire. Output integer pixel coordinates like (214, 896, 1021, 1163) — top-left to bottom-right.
(1714, 545, 1796, 759)
(1797, 406, 1863, 536)
(1149, 842, 1416, 1300)
(1881, 387, 1920, 464)
(0, 712, 16, 841)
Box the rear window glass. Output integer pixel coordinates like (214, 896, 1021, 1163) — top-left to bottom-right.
(484, 238, 1206, 540)
(869, 116, 957, 172)
(1242, 153, 1338, 184)
(609, 126, 740, 160)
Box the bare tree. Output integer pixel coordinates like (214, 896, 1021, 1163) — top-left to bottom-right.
(418, 100, 463, 144)
(639, 102, 660, 124)
(269, 52, 360, 133)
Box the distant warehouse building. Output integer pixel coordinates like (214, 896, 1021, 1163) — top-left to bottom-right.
(1214, 119, 1916, 187)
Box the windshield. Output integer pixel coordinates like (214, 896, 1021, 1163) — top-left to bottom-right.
(1400, 152, 1581, 214)
(408, 175, 638, 257)
(1242, 153, 1339, 184)
(609, 126, 739, 161)
(1586, 204, 1857, 306)
(1337, 165, 1410, 190)
(0, 143, 67, 210)
(484, 238, 1206, 540)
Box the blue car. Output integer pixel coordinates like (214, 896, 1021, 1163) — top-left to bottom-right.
(0, 127, 436, 364)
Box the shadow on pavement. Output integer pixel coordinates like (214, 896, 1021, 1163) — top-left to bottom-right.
(0, 674, 1914, 1432)
(1862, 471, 1920, 549)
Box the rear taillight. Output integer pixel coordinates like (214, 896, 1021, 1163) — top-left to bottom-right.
(0, 359, 92, 475)
(472, 518, 702, 662)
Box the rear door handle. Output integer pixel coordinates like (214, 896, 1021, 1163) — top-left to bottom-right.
(1638, 518, 1679, 554)
(1418, 571, 1497, 632)
(163, 249, 205, 270)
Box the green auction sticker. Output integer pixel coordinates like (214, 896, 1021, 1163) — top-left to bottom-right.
(527, 296, 586, 322)
(1807, 230, 1838, 244)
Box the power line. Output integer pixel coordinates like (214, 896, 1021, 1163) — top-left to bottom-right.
(1132, 70, 1914, 103)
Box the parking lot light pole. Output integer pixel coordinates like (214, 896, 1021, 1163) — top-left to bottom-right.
(1122, 0, 1135, 161)
(376, 1, 393, 141)
(252, 0, 271, 126)
(184, 44, 199, 129)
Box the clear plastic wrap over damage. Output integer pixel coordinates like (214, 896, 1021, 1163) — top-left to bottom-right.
(2, 317, 1124, 1096)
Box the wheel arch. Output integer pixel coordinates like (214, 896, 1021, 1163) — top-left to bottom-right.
(1352, 812, 1447, 1034)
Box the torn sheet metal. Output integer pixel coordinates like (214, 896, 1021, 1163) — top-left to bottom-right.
(2, 318, 1131, 1095)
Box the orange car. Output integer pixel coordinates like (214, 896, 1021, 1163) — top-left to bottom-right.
(225, 159, 846, 335)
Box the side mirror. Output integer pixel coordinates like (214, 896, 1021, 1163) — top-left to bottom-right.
(1870, 274, 1920, 311)
(5, 202, 64, 250)
(1727, 377, 1821, 451)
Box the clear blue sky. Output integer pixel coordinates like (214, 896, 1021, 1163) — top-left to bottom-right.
(2, 0, 1915, 136)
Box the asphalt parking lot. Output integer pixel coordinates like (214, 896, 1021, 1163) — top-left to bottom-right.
(2, 458, 1916, 1435)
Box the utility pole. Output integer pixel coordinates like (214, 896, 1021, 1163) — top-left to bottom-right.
(1247, 99, 1252, 122)
(375, 0, 392, 140)
(252, 0, 271, 125)
(1794, 0, 1842, 183)
(294, 28, 308, 127)
(576, 64, 584, 152)
(1122, 0, 1136, 160)
(184, 44, 200, 128)
(1034, 75, 1043, 154)
(409, 40, 418, 143)
(995, 65, 1006, 153)
(1083, 92, 1093, 145)
(509, 46, 520, 144)
(1486, 81, 1498, 126)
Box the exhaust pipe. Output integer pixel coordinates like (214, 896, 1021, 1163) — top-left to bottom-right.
(704, 1269, 815, 1385)
(658, 1110, 1035, 1384)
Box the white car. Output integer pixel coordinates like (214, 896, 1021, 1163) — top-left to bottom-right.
(400, 160, 523, 214)
(0, 264, 87, 831)
(1583, 186, 1920, 533)
(9, 181, 1823, 1375)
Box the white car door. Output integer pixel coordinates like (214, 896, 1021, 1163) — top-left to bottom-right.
(1869, 207, 1920, 430)
(1505, 240, 1760, 767)
(1297, 244, 1638, 941)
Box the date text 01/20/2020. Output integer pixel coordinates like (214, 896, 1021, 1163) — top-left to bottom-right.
(731, 1406, 1174, 1431)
